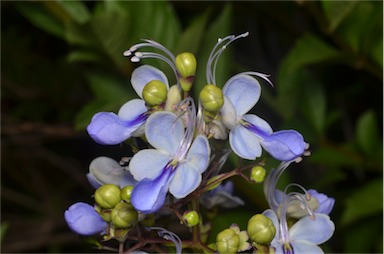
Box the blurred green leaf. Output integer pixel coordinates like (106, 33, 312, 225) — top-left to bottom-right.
(321, 1, 358, 32)
(356, 110, 380, 155)
(342, 179, 383, 225)
(1, 222, 9, 243)
(54, 0, 91, 24)
(66, 50, 103, 63)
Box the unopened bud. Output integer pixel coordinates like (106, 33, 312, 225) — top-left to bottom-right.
(176, 52, 196, 92)
(95, 204, 112, 222)
(165, 85, 182, 111)
(142, 80, 168, 106)
(216, 228, 240, 254)
(94, 184, 121, 209)
(199, 84, 224, 120)
(183, 210, 199, 227)
(247, 214, 276, 245)
(251, 166, 266, 183)
(120, 185, 134, 203)
(111, 202, 138, 228)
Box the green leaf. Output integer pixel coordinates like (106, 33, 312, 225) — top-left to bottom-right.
(0, 222, 9, 243)
(356, 110, 380, 155)
(66, 50, 103, 63)
(55, 0, 91, 24)
(342, 179, 383, 225)
(321, 1, 359, 32)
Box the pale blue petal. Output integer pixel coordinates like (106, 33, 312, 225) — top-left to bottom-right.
(308, 189, 335, 215)
(64, 202, 107, 236)
(129, 149, 171, 181)
(289, 213, 335, 244)
(118, 99, 148, 120)
(145, 112, 184, 154)
(242, 114, 273, 135)
(131, 166, 174, 214)
(260, 130, 306, 161)
(119, 171, 138, 188)
(229, 125, 262, 160)
(222, 74, 261, 116)
(131, 65, 169, 98)
(201, 182, 244, 209)
(186, 135, 210, 173)
(169, 163, 201, 199)
(88, 156, 125, 187)
(220, 96, 238, 129)
(86, 173, 101, 189)
(262, 209, 280, 245)
(291, 240, 325, 254)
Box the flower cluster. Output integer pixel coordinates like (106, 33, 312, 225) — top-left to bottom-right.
(65, 32, 335, 253)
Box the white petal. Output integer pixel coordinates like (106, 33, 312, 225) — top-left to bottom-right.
(131, 65, 169, 98)
(220, 96, 238, 129)
(186, 135, 210, 173)
(129, 149, 171, 181)
(89, 156, 125, 186)
(291, 240, 325, 254)
(118, 99, 147, 120)
(222, 74, 261, 116)
(289, 213, 335, 244)
(229, 125, 261, 160)
(242, 114, 273, 135)
(169, 163, 201, 199)
(145, 111, 184, 154)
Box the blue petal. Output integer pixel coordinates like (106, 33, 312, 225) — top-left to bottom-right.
(145, 112, 184, 154)
(118, 99, 148, 120)
(242, 114, 273, 135)
(220, 96, 238, 129)
(308, 189, 335, 215)
(289, 213, 335, 244)
(260, 130, 306, 161)
(290, 240, 324, 254)
(131, 65, 169, 98)
(131, 165, 174, 214)
(168, 163, 201, 199)
(186, 135, 211, 173)
(229, 125, 262, 160)
(222, 74, 261, 116)
(64, 202, 107, 236)
(129, 149, 171, 181)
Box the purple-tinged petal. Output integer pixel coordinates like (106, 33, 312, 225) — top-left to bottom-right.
(119, 171, 138, 188)
(308, 189, 335, 215)
(118, 99, 147, 120)
(222, 74, 261, 116)
(129, 149, 171, 181)
(169, 163, 201, 199)
(131, 165, 174, 214)
(289, 213, 335, 245)
(131, 65, 169, 98)
(186, 135, 210, 173)
(64, 202, 107, 236)
(242, 114, 273, 135)
(87, 173, 102, 189)
(260, 130, 306, 161)
(290, 240, 324, 254)
(221, 96, 238, 129)
(145, 112, 184, 154)
(230, 125, 262, 160)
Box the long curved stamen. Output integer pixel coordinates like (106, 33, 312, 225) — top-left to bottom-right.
(283, 183, 312, 201)
(147, 227, 182, 254)
(174, 97, 196, 161)
(206, 32, 249, 85)
(239, 71, 274, 87)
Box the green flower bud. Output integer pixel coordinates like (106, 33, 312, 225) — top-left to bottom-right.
(183, 210, 199, 227)
(200, 84, 224, 115)
(251, 166, 267, 183)
(247, 214, 276, 245)
(205, 174, 225, 191)
(95, 204, 112, 222)
(111, 202, 138, 228)
(216, 228, 240, 254)
(120, 185, 134, 203)
(142, 80, 168, 106)
(176, 52, 197, 78)
(94, 184, 121, 209)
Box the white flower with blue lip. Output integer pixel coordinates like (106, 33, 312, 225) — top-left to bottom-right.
(129, 98, 211, 214)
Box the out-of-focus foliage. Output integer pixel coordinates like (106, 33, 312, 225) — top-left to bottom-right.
(1, 1, 382, 253)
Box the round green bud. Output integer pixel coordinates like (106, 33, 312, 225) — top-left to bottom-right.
(183, 210, 199, 227)
(94, 184, 121, 209)
(142, 80, 168, 106)
(247, 214, 276, 245)
(176, 52, 197, 78)
(251, 166, 267, 183)
(95, 204, 112, 222)
(216, 228, 240, 254)
(199, 84, 224, 113)
(120, 185, 134, 203)
(111, 202, 138, 228)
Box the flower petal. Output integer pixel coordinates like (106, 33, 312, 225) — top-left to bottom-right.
(145, 111, 184, 154)
(88, 156, 126, 187)
(222, 74, 261, 116)
(263, 209, 280, 245)
(131, 165, 174, 214)
(308, 189, 335, 215)
(64, 202, 107, 235)
(129, 149, 171, 181)
(118, 99, 148, 120)
(289, 213, 335, 244)
(221, 96, 238, 129)
(131, 65, 169, 98)
(291, 240, 325, 254)
(229, 125, 262, 160)
(242, 114, 273, 135)
(169, 163, 201, 199)
(260, 130, 306, 161)
(186, 135, 211, 173)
